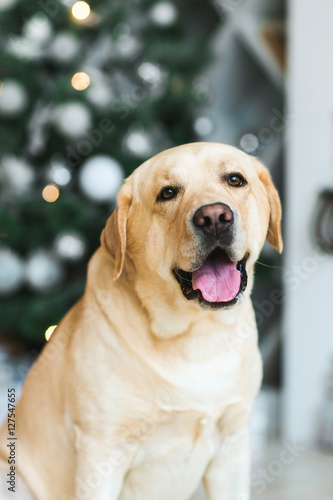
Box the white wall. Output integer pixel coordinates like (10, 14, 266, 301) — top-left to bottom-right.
(283, 0, 333, 444)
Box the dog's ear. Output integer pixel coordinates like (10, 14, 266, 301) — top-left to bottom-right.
(101, 182, 132, 280)
(252, 157, 283, 253)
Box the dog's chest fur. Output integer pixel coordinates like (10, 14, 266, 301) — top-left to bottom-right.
(120, 410, 219, 500)
(104, 340, 253, 500)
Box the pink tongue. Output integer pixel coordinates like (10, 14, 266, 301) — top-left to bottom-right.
(192, 252, 241, 303)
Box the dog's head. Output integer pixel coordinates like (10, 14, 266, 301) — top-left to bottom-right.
(101, 143, 282, 312)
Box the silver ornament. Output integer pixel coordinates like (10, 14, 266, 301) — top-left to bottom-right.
(138, 62, 162, 86)
(23, 13, 52, 44)
(79, 155, 124, 202)
(123, 129, 153, 159)
(86, 83, 114, 108)
(54, 102, 92, 138)
(0, 248, 25, 295)
(54, 232, 86, 261)
(0, 0, 17, 12)
(0, 80, 28, 116)
(150, 1, 178, 27)
(194, 115, 214, 137)
(46, 159, 72, 186)
(85, 69, 114, 108)
(49, 32, 80, 63)
(0, 155, 35, 196)
(240, 133, 259, 154)
(25, 250, 63, 291)
(116, 35, 141, 59)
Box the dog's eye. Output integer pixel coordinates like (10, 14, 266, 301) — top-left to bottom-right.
(228, 174, 246, 187)
(157, 187, 178, 201)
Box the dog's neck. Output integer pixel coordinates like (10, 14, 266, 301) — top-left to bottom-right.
(132, 258, 256, 341)
(135, 277, 254, 341)
(104, 250, 254, 340)
(86, 249, 259, 408)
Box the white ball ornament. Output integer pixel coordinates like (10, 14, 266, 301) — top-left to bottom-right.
(0, 248, 25, 295)
(50, 32, 80, 63)
(0, 80, 28, 116)
(150, 1, 178, 27)
(138, 62, 162, 86)
(23, 14, 52, 44)
(86, 83, 114, 108)
(194, 116, 214, 137)
(54, 232, 86, 261)
(117, 35, 141, 59)
(25, 250, 63, 291)
(79, 155, 124, 202)
(0, 0, 17, 12)
(240, 133, 259, 154)
(46, 159, 72, 186)
(0, 155, 35, 195)
(55, 102, 92, 138)
(6, 36, 42, 61)
(124, 130, 153, 159)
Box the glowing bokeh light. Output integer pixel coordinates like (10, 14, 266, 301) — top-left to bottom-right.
(71, 1, 91, 20)
(71, 72, 90, 91)
(45, 325, 57, 341)
(42, 184, 59, 203)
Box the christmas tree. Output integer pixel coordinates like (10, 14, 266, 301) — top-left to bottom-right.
(0, 0, 218, 348)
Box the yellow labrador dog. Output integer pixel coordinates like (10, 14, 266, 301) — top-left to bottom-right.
(0, 143, 282, 500)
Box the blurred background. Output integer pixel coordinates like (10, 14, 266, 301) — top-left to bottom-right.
(1, 0, 333, 498)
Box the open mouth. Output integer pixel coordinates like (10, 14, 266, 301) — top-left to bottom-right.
(173, 248, 248, 309)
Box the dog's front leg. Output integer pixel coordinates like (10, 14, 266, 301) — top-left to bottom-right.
(74, 433, 135, 500)
(74, 452, 128, 500)
(203, 408, 251, 500)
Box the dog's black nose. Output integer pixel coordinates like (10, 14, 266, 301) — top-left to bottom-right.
(193, 203, 234, 237)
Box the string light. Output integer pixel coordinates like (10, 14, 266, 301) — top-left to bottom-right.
(71, 72, 90, 91)
(42, 184, 59, 202)
(71, 1, 91, 21)
(45, 325, 57, 341)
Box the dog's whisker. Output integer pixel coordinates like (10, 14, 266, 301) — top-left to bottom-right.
(173, 268, 192, 284)
(256, 260, 282, 270)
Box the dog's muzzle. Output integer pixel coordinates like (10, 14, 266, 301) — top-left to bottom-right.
(173, 247, 248, 310)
